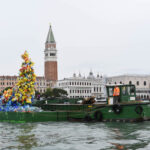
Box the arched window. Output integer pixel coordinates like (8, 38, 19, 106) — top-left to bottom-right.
(114, 82, 117, 84)
(144, 81, 146, 86)
(137, 81, 139, 86)
(120, 81, 122, 84)
(129, 81, 132, 85)
(94, 87, 96, 92)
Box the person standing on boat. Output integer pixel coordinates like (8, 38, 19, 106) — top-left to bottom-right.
(113, 86, 120, 104)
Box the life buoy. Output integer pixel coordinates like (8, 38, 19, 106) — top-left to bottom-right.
(135, 106, 143, 115)
(94, 111, 103, 121)
(112, 104, 122, 114)
(84, 115, 92, 122)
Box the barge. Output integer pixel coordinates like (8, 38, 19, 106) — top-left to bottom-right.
(0, 84, 150, 123)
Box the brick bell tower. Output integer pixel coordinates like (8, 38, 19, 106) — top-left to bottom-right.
(44, 25, 58, 81)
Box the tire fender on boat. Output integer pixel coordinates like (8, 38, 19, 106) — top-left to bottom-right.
(94, 111, 103, 121)
(112, 104, 122, 114)
(135, 105, 143, 115)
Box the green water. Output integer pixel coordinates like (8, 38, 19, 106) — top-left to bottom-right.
(0, 122, 150, 150)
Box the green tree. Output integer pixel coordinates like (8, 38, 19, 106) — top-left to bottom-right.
(43, 88, 53, 98)
(52, 88, 68, 97)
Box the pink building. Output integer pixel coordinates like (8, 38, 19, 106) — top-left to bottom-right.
(0, 76, 54, 93)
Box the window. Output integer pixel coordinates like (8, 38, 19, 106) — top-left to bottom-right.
(144, 81, 146, 86)
(115, 82, 117, 84)
(120, 81, 122, 84)
(130, 86, 135, 95)
(50, 53, 56, 56)
(45, 53, 48, 56)
(137, 81, 139, 86)
(123, 86, 135, 96)
(129, 81, 132, 85)
(108, 88, 113, 96)
(122, 86, 126, 95)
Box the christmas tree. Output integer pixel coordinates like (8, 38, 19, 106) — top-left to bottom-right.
(14, 51, 36, 105)
(1, 51, 36, 109)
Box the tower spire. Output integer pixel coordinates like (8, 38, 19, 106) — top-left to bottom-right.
(46, 25, 55, 43)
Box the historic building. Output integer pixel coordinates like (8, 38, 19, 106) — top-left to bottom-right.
(44, 25, 58, 81)
(56, 72, 106, 99)
(0, 25, 58, 93)
(107, 75, 150, 99)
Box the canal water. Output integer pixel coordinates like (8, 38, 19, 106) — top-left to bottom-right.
(0, 122, 150, 150)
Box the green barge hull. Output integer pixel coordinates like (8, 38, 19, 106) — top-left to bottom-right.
(0, 102, 150, 123)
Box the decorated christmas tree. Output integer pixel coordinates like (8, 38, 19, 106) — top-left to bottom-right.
(0, 51, 39, 112)
(14, 51, 36, 105)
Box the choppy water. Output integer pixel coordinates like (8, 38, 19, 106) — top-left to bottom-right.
(0, 122, 150, 150)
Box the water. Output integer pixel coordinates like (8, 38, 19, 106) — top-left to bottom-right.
(0, 122, 150, 150)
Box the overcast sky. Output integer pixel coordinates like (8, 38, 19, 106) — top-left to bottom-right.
(0, 0, 150, 79)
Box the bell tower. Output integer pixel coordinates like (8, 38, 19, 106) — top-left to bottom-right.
(44, 25, 58, 81)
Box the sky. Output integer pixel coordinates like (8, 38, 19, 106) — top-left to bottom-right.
(0, 0, 150, 79)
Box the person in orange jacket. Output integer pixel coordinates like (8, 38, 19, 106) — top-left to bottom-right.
(113, 86, 120, 104)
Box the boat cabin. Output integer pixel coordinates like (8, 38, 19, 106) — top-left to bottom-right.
(106, 84, 136, 104)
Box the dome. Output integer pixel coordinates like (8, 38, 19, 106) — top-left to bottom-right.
(87, 71, 95, 79)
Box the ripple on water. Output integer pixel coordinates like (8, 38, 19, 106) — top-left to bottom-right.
(0, 122, 150, 150)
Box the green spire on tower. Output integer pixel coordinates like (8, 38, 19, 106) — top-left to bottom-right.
(46, 25, 55, 43)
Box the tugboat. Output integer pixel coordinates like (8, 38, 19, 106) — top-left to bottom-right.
(1, 84, 150, 123)
(35, 84, 150, 122)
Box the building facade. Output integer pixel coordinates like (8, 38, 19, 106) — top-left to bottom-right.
(0, 25, 58, 93)
(107, 75, 150, 99)
(56, 72, 106, 99)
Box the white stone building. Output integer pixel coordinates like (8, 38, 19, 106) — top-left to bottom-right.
(56, 72, 106, 99)
(107, 75, 150, 99)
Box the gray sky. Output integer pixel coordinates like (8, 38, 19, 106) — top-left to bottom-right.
(0, 0, 150, 79)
